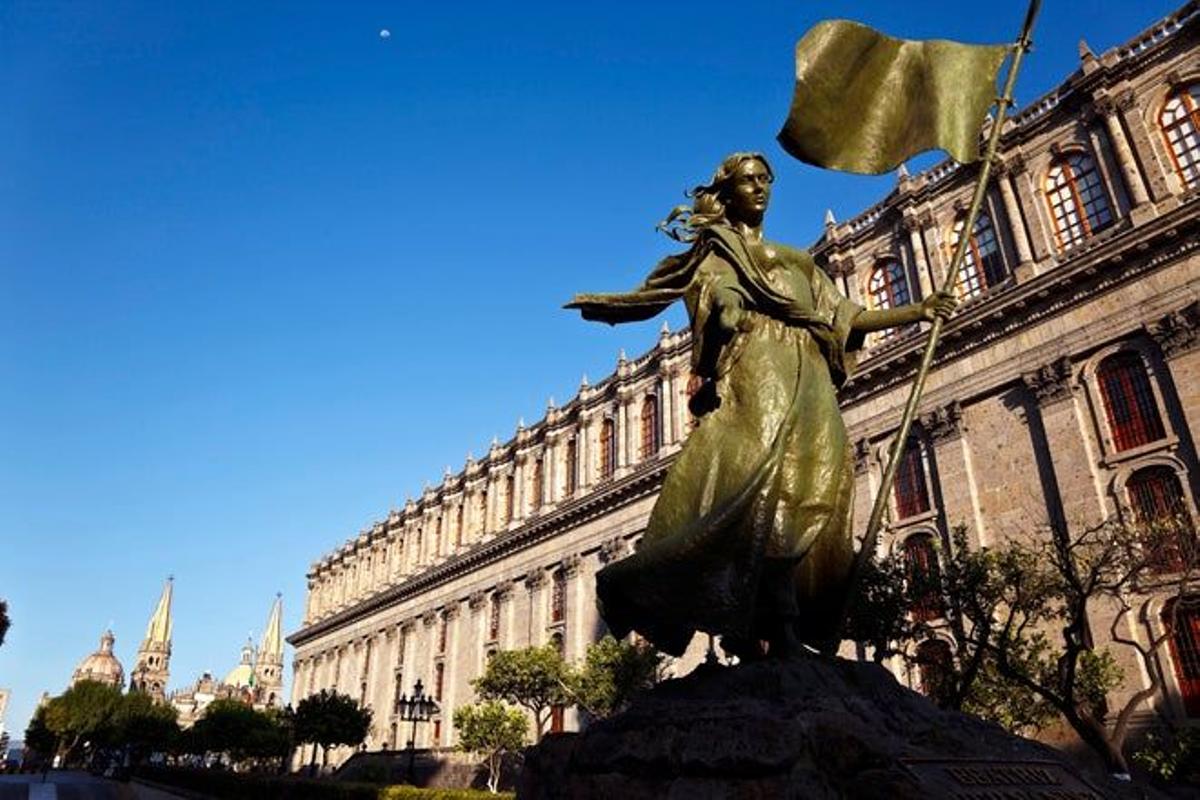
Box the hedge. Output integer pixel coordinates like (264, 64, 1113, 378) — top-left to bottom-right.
(134, 766, 513, 800)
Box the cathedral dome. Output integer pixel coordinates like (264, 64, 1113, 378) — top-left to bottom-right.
(71, 629, 125, 689)
(222, 639, 257, 689)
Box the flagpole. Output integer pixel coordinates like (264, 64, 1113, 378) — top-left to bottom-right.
(837, 0, 1042, 642)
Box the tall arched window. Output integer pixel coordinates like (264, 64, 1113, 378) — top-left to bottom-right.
(915, 639, 955, 708)
(599, 418, 616, 479)
(1097, 352, 1165, 452)
(565, 438, 578, 495)
(551, 569, 567, 623)
(504, 474, 515, 524)
(455, 504, 464, 547)
(1163, 596, 1200, 717)
(489, 595, 502, 641)
(951, 212, 1006, 299)
(434, 661, 444, 702)
(868, 261, 911, 310)
(531, 457, 544, 513)
(893, 440, 931, 520)
(640, 395, 660, 461)
(479, 489, 489, 534)
(1128, 465, 1192, 573)
(903, 533, 943, 622)
(1160, 83, 1200, 189)
(1044, 151, 1113, 251)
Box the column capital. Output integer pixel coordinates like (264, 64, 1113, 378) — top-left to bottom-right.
(919, 401, 966, 443)
(526, 569, 548, 590)
(599, 536, 627, 564)
(1146, 301, 1200, 358)
(468, 590, 488, 611)
(1021, 357, 1075, 406)
(421, 610, 437, 628)
(561, 553, 583, 578)
(853, 439, 872, 475)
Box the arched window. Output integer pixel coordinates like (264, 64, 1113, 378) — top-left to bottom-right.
(868, 261, 911, 310)
(640, 395, 660, 461)
(893, 439, 931, 520)
(479, 489, 489, 534)
(1160, 83, 1200, 189)
(1163, 596, 1200, 717)
(1097, 352, 1165, 452)
(951, 212, 1006, 299)
(531, 457, 544, 513)
(599, 418, 616, 479)
(504, 474, 515, 524)
(1044, 151, 1113, 251)
(1128, 466, 1192, 572)
(434, 661, 444, 702)
(915, 639, 955, 708)
(565, 438, 578, 495)
(903, 533, 943, 622)
(432, 518, 442, 559)
(455, 504, 464, 547)
(438, 616, 448, 654)
(551, 569, 567, 623)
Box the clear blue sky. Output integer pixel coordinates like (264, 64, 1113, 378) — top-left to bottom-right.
(0, 0, 1182, 735)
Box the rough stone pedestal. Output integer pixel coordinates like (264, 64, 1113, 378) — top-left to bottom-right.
(518, 655, 1156, 799)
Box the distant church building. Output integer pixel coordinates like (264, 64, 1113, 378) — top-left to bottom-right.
(171, 595, 285, 727)
(69, 629, 124, 689)
(63, 581, 285, 727)
(288, 3, 1200, 768)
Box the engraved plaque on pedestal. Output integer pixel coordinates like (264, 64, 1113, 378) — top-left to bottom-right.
(902, 758, 1104, 799)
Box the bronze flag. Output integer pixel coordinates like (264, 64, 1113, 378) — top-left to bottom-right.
(777, 20, 1008, 175)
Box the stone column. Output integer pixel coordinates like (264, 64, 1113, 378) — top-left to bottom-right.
(1095, 90, 1152, 213)
(1008, 153, 1055, 264)
(918, 212, 948, 290)
(616, 388, 632, 474)
(657, 369, 674, 447)
(523, 569, 547, 648)
(918, 402, 986, 547)
(902, 212, 934, 299)
(561, 554, 584, 659)
(1148, 303, 1200, 448)
(1020, 358, 1106, 529)
(993, 158, 1035, 273)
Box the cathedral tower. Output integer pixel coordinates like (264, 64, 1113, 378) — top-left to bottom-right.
(130, 577, 173, 700)
(253, 594, 284, 706)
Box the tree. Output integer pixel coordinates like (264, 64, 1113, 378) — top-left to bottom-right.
(110, 691, 180, 765)
(472, 645, 570, 741)
(23, 706, 58, 764)
(453, 701, 526, 793)
(293, 689, 372, 772)
(0, 599, 9, 648)
(42, 680, 124, 764)
(848, 519, 1199, 776)
(189, 698, 292, 769)
(566, 635, 663, 719)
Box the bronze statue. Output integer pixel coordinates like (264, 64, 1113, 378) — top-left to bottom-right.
(568, 153, 956, 659)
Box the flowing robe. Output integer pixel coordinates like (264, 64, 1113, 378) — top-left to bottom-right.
(567, 225, 864, 655)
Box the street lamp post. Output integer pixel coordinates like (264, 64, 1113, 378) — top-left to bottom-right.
(395, 678, 439, 785)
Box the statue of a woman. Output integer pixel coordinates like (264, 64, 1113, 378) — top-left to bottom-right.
(568, 152, 955, 659)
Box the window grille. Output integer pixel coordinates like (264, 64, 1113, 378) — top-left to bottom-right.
(640, 395, 660, 460)
(1164, 596, 1200, 717)
(893, 441, 931, 519)
(1044, 151, 1113, 251)
(1160, 83, 1200, 188)
(551, 570, 567, 623)
(599, 418, 616, 479)
(904, 533, 944, 622)
(951, 212, 1006, 299)
(1097, 352, 1165, 451)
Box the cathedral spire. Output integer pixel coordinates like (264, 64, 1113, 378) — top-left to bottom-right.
(130, 577, 173, 700)
(253, 594, 285, 706)
(144, 576, 173, 645)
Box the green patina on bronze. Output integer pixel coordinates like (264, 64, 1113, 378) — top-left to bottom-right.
(778, 20, 1007, 174)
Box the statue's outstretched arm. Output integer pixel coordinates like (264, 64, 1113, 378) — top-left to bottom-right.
(851, 290, 957, 333)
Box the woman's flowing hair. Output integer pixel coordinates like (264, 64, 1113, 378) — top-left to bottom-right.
(658, 152, 774, 242)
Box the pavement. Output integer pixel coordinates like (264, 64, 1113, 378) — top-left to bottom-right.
(0, 773, 189, 800)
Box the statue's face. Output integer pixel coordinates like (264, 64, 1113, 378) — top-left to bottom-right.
(724, 159, 771, 225)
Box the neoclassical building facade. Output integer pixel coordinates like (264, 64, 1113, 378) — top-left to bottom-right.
(289, 4, 1200, 765)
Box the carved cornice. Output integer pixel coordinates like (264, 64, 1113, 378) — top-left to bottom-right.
(920, 401, 966, 443)
(1021, 357, 1075, 406)
(1146, 301, 1200, 358)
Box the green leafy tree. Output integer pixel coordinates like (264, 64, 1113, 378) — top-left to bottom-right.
(42, 680, 124, 764)
(109, 691, 180, 764)
(848, 520, 1199, 776)
(472, 645, 569, 741)
(0, 599, 9, 648)
(190, 698, 292, 769)
(566, 635, 663, 719)
(453, 701, 526, 793)
(293, 689, 372, 772)
(23, 706, 58, 764)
